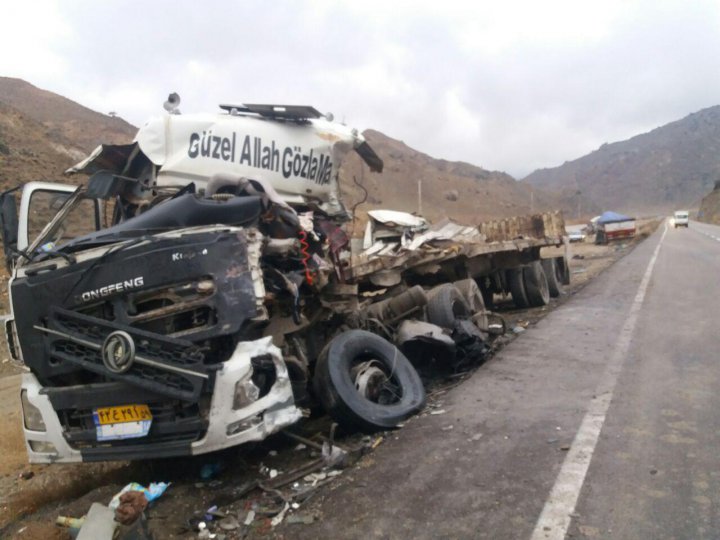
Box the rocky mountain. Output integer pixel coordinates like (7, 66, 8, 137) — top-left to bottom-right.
(0, 77, 136, 190)
(523, 106, 720, 215)
(0, 78, 572, 227)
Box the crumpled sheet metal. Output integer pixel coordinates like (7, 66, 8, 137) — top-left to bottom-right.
(396, 320, 455, 348)
(348, 211, 567, 282)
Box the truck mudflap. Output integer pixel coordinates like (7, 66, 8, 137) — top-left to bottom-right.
(21, 337, 302, 463)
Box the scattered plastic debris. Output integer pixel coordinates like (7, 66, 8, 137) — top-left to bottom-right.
(243, 510, 256, 526)
(218, 516, 240, 531)
(270, 503, 290, 527)
(430, 409, 447, 415)
(286, 513, 316, 525)
(204, 505, 219, 521)
(56, 516, 85, 529)
(109, 482, 169, 511)
(76, 503, 117, 540)
(512, 326, 526, 334)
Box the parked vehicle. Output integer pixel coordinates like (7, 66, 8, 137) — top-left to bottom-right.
(594, 211, 636, 244)
(0, 100, 569, 463)
(673, 210, 689, 228)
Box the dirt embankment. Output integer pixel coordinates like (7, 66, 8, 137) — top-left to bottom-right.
(698, 181, 720, 224)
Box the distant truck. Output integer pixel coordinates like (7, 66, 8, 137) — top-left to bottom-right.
(0, 100, 570, 464)
(594, 211, 636, 244)
(673, 210, 689, 228)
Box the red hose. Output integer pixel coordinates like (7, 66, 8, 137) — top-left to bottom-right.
(299, 231, 314, 285)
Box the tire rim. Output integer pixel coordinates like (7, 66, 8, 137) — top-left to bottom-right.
(352, 360, 402, 405)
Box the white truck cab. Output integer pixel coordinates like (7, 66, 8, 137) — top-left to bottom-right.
(673, 210, 689, 228)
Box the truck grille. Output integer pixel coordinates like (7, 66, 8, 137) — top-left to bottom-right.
(45, 308, 210, 401)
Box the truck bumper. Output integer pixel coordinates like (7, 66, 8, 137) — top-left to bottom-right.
(22, 337, 303, 463)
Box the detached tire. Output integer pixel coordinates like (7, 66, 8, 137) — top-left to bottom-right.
(523, 261, 550, 307)
(426, 284, 471, 329)
(541, 258, 563, 297)
(313, 330, 426, 432)
(507, 267, 529, 308)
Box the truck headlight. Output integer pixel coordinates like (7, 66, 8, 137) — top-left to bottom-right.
(21, 390, 47, 431)
(233, 378, 260, 410)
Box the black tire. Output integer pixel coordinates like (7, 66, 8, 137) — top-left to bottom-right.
(523, 261, 550, 307)
(426, 284, 471, 329)
(541, 258, 563, 298)
(313, 330, 426, 432)
(507, 267, 529, 308)
(454, 279, 488, 330)
(558, 255, 571, 285)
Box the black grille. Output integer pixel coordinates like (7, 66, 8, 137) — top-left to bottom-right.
(46, 308, 209, 401)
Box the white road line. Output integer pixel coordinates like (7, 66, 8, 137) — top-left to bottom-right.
(530, 225, 668, 540)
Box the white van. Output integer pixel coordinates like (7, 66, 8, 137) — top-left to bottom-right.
(673, 210, 689, 228)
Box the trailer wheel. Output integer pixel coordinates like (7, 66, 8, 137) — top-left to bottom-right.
(541, 258, 563, 297)
(313, 330, 426, 432)
(523, 261, 550, 307)
(507, 267, 529, 308)
(558, 255, 571, 285)
(426, 284, 471, 329)
(454, 279, 488, 330)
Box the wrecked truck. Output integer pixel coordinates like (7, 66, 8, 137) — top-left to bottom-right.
(0, 102, 569, 463)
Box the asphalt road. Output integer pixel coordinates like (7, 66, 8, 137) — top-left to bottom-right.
(281, 221, 720, 540)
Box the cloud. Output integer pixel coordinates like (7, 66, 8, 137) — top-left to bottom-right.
(2, 0, 720, 178)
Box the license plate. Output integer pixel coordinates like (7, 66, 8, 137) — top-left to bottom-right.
(93, 404, 152, 441)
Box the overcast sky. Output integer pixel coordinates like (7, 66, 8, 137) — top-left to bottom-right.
(2, 0, 720, 178)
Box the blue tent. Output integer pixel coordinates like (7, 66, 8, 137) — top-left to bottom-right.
(597, 211, 634, 224)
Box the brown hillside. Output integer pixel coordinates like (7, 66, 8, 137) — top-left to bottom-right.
(339, 130, 572, 227)
(0, 102, 77, 190)
(524, 105, 720, 215)
(0, 77, 136, 154)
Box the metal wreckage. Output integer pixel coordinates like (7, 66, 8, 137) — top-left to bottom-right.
(0, 100, 569, 463)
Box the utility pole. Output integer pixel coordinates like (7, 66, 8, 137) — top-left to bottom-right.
(418, 178, 423, 216)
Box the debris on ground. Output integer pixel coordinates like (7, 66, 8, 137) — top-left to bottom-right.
(109, 482, 169, 511)
(77, 503, 117, 540)
(114, 491, 148, 525)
